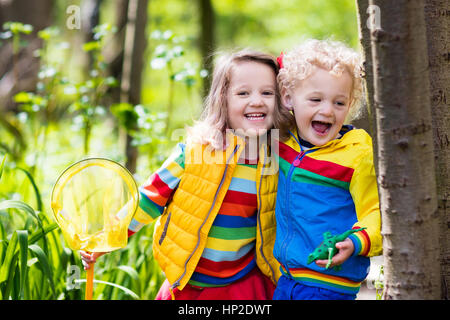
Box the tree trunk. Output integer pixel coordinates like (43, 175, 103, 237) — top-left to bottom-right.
(104, 0, 129, 104)
(198, 0, 215, 99)
(81, 0, 103, 71)
(0, 0, 54, 112)
(370, 0, 441, 299)
(424, 0, 450, 299)
(355, 0, 379, 176)
(120, 0, 149, 173)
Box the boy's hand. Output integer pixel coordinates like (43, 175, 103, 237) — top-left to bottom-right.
(80, 251, 106, 270)
(315, 238, 354, 269)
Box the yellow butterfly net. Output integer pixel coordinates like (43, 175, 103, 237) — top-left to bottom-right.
(51, 158, 139, 252)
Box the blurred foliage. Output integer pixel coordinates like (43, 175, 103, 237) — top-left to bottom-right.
(0, 0, 359, 300)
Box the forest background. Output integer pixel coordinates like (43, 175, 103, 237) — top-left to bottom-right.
(1, 0, 446, 301)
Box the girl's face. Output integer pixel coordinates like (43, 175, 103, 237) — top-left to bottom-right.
(226, 61, 276, 136)
(282, 67, 352, 146)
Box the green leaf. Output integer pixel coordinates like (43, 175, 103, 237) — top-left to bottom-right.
(3, 22, 33, 35)
(37, 26, 59, 41)
(82, 41, 101, 52)
(110, 103, 139, 132)
(14, 91, 34, 103)
(0, 155, 5, 183)
(78, 278, 140, 300)
(115, 265, 141, 296)
(28, 244, 56, 298)
(17, 230, 28, 299)
(0, 231, 18, 284)
(0, 200, 43, 230)
(28, 223, 59, 245)
(15, 167, 43, 212)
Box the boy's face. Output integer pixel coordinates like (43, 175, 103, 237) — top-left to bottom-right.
(281, 67, 352, 147)
(226, 61, 276, 137)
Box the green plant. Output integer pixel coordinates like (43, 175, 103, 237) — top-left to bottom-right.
(13, 26, 70, 172)
(111, 104, 169, 169)
(0, 157, 63, 300)
(68, 24, 119, 155)
(375, 265, 384, 300)
(1, 22, 33, 83)
(150, 30, 206, 133)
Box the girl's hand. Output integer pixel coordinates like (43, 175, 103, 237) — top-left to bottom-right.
(315, 238, 354, 269)
(80, 251, 106, 270)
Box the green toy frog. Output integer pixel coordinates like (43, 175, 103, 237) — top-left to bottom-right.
(307, 228, 366, 271)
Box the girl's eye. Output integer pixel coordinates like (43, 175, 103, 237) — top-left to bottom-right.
(309, 98, 321, 102)
(262, 91, 274, 96)
(335, 101, 346, 106)
(237, 91, 248, 96)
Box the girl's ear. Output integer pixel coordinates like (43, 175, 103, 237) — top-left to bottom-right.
(281, 89, 293, 111)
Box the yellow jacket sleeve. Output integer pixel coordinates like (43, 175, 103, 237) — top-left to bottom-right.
(348, 149, 383, 257)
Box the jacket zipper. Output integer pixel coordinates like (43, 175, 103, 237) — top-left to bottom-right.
(158, 212, 171, 245)
(170, 144, 240, 291)
(256, 144, 277, 283)
(280, 152, 302, 277)
(281, 149, 314, 276)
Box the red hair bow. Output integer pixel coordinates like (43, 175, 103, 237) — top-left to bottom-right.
(277, 52, 284, 69)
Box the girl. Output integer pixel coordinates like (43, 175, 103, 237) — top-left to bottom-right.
(82, 49, 295, 300)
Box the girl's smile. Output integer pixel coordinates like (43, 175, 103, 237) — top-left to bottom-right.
(226, 61, 276, 136)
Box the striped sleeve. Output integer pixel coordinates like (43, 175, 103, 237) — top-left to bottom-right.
(348, 149, 382, 257)
(128, 143, 185, 235)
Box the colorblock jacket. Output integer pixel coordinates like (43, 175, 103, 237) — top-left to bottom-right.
(133, 133, 281, 292)
(274, 126, 382, 295)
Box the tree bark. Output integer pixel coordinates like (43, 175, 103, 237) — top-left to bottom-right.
(0, 0, 54, 112)
(198, 0, 215, 99)
(120, 0, 149, 173)
(104, 0, 129, 104)
(424, 0, 450, 299)
(355, 0, 379, 176)
(81, 0, 103, 71)
(370, 0, 441, 299)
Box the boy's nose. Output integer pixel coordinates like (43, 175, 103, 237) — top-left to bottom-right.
(319, 101, 333, 115)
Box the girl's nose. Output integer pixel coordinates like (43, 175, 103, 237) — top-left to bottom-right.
(249, 93, 264, 106)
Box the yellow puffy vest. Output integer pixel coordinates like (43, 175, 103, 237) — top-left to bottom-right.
(152, 134, 281, 291)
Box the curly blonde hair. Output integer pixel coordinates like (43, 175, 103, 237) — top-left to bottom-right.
(187, 49, 295, 149)
(278, 39, 364, 121)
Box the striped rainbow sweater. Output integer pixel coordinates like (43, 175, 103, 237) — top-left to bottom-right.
(274, 126, 382, 295)
(128, 143, 259, 287)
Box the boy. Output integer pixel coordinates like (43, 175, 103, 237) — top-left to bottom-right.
(273, 39, 382, 300)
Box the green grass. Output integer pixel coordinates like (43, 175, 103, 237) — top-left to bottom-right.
(0, 148, 165, 300)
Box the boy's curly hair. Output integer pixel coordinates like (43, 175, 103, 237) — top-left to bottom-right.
(278, 39, 364, 120)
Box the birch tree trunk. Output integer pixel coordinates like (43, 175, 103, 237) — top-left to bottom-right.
(424, 0, 450, 299)
(369, 0, 441, 299)
(355, 0, 379, 175)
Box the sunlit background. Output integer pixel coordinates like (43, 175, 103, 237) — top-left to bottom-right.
(0, 0, 369, 300)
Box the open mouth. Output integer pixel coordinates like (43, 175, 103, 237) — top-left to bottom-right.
(311, 120, 332, 135)
(245, 112, 266, 121)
